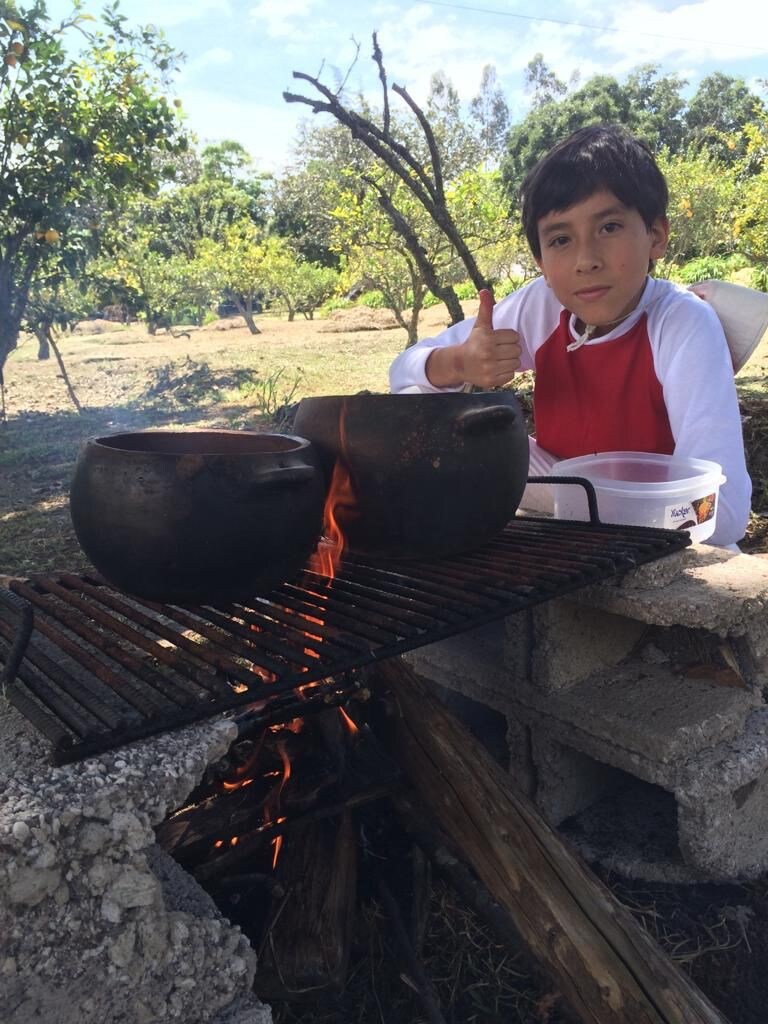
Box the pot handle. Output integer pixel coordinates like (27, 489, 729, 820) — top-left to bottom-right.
(456, 404, 517, 434)
(253, 465, 319, 491)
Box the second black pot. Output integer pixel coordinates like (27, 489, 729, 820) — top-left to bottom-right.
(293, 391, 530, 560)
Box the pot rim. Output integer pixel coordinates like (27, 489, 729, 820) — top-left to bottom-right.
(85, 429, 315, 457)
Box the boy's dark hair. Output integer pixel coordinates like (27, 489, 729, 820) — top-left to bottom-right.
(520, 124, 669, 259)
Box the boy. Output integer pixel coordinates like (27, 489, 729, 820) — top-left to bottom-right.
(389, 124, 751, 549)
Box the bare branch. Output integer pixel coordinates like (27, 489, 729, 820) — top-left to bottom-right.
(285, 77, 438, 207)
(364, 175, 464, 325)
(371, 32, 390, 137)
(336, 39, 361, 97)
(392, 83, 444, 202)
(284, 36, 493, 322)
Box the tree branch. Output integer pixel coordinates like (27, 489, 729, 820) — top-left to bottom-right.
(371, 32, 390, 138)
(365, 176, 464, 325)
(392, 83, 444, 202)
(283, 36, 492, 316)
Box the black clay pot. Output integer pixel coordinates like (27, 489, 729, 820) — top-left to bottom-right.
(293, 392, 530, 559)
(69, 430, 326, 603)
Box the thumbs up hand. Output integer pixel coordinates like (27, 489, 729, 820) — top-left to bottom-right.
(425, 289, 522, 389)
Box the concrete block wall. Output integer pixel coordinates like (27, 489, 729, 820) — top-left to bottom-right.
(404, 546, 768, 880)
(0, 704, 272, 1024)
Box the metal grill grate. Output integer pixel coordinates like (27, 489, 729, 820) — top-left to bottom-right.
(0, 516, 690, 763)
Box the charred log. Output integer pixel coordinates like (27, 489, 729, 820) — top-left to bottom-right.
(255, 809, 357, 999)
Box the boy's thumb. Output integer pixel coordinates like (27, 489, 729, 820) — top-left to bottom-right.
(476, 288, 494, 328)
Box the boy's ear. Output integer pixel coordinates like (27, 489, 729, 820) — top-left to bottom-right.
(650, 216, 670, 261)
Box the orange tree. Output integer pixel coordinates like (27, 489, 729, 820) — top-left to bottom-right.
(0, 2, 186, 376)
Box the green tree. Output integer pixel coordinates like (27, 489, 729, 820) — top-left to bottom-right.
(272, 120, 374, 266)
(656, 147, 738, 271)
(425, 70, 482, 177)
(502, 72, 637, 200)
(95, 236, 215, 333)
(262, 244, 339, 321)
(624, 65, 687, 152)
(524, 54, 567, 108)
(469, 64, 510, 166)
(0, 3, 186, 375)
(331, 165, 516, 345)
(331, 175, 440, 344)
(129, 178, 255, 260)
(197, 220, 269, 334)
(685, 73, 766, 163)
(734, 114, 768, 286)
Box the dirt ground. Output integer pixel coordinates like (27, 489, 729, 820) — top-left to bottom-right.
(2, 306, 768, 1023)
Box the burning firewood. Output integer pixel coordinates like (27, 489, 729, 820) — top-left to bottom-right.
(255, 809, 358, 999)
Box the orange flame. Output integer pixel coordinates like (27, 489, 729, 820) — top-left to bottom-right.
(263, 740, 292, 870)
(309, 457, 356, 580)
(271, 834, 283, 869)
(338, 706, 359, 736)
(309, 404, 358, 581)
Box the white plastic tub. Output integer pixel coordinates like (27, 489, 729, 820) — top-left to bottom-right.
(551, 451, 726, 542)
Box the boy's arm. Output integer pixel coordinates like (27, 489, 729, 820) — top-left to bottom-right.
(654, 296, 751, 548)
(390, 290, 522, 393)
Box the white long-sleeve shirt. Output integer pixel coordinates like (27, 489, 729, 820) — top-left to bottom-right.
(390, 276, 751, 547)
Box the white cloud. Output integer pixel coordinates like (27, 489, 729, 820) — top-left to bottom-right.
(179, 87, 305, 172)
(249, 0, 324, 39)
(608, 0, 768, 63)
(180, 47, 234, 81)
(112, 0, 233, 28)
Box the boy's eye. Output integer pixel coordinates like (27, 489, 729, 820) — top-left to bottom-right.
(547, 235, 569, 248)
(601, 221, 622, 234)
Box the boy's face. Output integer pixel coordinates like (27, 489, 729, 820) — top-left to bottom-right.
(535, 189, 669, 332)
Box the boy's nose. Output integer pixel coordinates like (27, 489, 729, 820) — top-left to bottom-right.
(575, 245, 602, 272)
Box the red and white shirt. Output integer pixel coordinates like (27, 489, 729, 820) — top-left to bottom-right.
(389, 276, 751, 548)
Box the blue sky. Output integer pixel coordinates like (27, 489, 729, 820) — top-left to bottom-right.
(46, 0, 768, 173)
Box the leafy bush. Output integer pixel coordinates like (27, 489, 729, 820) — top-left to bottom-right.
(237, 366, 305, 418)
(494, 277, 526, 299)
(453, 281, 479, 300)
(318, 296, 353, 317)
(356, 289, 387, 309)
(674, 254, 752, 284)
(752, 266, 768, 293)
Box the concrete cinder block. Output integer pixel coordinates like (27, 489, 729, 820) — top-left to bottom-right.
(527, 599, 647, 693)
(511, 660, 760, 774)
(529, 730, 624, 826)
(574, 549, 768, 635)
(402, 616, 529, 712)
(518, 697, 768, 878)
(674, 709, 768, 878)
(505, 715, 535, 798)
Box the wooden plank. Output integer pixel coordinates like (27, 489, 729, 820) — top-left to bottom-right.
(369, 658, 729, 1024)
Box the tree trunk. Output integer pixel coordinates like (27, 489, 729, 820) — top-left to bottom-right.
(0, 311, 21, 378)
(406, 270, 426, 347)
(35, 327, 51, 360)
(368, 659, 729, 1024)
(237, 297, 261, 335)
(47, 329, 82, 414)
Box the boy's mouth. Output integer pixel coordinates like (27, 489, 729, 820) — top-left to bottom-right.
(574, 286, 610, 301)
